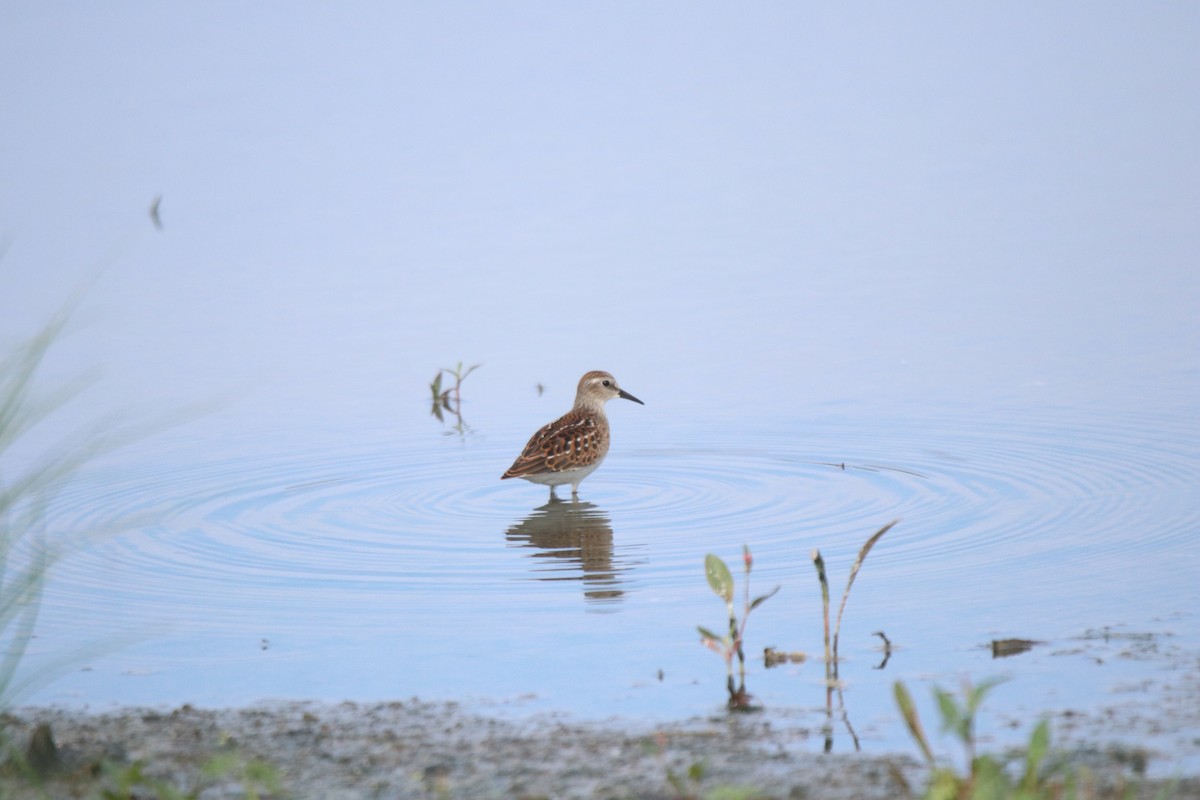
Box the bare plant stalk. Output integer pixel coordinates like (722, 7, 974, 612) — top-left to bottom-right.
(831, 520, 898, 669)
(725, 594, 738, 695)
(736, 547, 751, 688)
(811, 549, 831, 683)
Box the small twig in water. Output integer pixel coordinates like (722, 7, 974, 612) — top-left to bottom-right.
(873, 630, 893, 670)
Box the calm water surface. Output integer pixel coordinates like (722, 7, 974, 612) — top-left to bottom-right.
(22, 401, 1200, 768)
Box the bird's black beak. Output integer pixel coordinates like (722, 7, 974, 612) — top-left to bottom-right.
(619, 388, 644, 405)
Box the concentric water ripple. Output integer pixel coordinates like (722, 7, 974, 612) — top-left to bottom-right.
(570, 409, 1200, 603)
(25, 405, 1200, 708)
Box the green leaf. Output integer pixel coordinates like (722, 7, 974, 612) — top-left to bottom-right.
(971, 756, 1010, 796)
(967, 675, 1009, 716)
(1021, 719, 1051, 791)
(697, 625, 724, 643)
(749, 585, 780, 611)
(893, 681, 935, 764)
(704, 553, 734, 602)
(927, 768, 962, 800)
(934, 686, 963, 738)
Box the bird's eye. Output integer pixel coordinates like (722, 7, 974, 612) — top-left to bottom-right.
(602, 380, 611, 387)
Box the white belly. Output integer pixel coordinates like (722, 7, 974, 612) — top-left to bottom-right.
(519, 460, 602, 488)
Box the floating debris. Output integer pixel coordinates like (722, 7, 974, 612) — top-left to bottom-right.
(991, 638, 1044, 658)
(149, 194, 163, 230)
(873, 631, 894, 669)
(763, 647, 806, 668)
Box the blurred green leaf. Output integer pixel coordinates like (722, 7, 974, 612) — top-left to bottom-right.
(708, 788, 763, 800)
(971, 756, 1007, 798)
(1021, 719, 1051, 792)
(704, 553, 734, 603)
(926, 767, 960, 800)
(697, 625, 724, 643)
(894, 681, 935, 764)
(934, 686, 963, 740)
(967, 675, 1009, 716)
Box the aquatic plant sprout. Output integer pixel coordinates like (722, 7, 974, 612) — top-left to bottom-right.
(429, 361, 481, 434)
(698, 545, 779, 710)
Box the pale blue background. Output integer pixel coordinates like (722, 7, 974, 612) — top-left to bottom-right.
(3, 3, 1196, 424)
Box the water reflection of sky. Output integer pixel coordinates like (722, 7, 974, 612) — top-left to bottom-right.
(2, 1, 1198, 771)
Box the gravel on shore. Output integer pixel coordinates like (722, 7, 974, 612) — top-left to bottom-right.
(2, 700, 1193, 799)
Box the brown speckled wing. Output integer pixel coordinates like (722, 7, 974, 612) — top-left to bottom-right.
(502, 410, 606, 478)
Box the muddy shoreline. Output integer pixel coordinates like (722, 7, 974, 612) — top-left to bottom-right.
(4, 700, 1196, 799)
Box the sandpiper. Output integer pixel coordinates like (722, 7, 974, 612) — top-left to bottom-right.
(502, 370, 644, 499)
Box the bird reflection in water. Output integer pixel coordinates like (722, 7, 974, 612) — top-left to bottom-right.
(504, 499, 637, 606)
